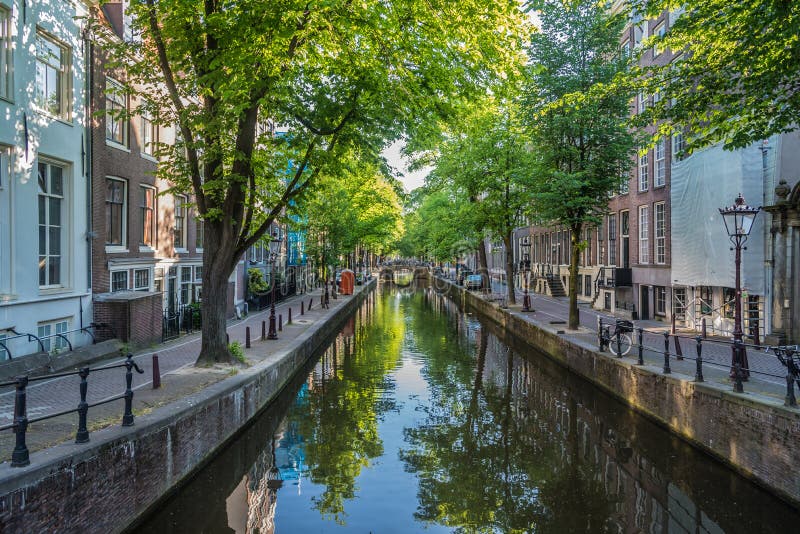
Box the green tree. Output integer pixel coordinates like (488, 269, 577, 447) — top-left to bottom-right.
(633, 0, 800, 151)
(524, 0, 636, 329)
(400, 189, 478, 262)
(103, 0, 528, 364)
(424, 99, 534, 303)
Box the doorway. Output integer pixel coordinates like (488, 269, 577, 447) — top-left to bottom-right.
(640, 285, 650, 320)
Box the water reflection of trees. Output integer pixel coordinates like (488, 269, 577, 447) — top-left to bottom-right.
(400, 313, 614, 533)
(281, 289, 403, 524)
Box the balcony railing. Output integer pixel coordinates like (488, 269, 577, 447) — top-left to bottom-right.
(597, 267, 632, 288)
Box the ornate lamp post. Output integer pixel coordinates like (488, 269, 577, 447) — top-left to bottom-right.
(521, 241, 532, 312)
(267, 228, 282, 340)
(719, 194, 760, 391)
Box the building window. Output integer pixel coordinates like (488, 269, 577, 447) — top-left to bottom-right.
(35, 31, 70, 119)
(134, 268, 150, 291)
(672, 133, 686, 161)
(638, 92, 647, 114)
(105, 78, 128, 146)
(608, 215, 617, 265)
(652, 21, 666, 57)
(620, 38, 632, 58)
(699, 286, 712, 315)
(194, 265, 203, 282)
(140, 186, 156, 247)
(180, 266, 192, 304)
(38, 161, 65, 287)
(111, 270, 128, 292)
(141, 110, 157, 156)
(639, 151, 649, 191)
(174, 195, 187, 249)
(655, 139, 666, 187)
(639, 205, 649, 264)
(723, 288, 736, 319)
(38, 319, 69, 354)
(105, 178, 127, 247)
(619, 175, 629, 195)
(0, 5, 11, 101)
(195, 219, 204, 250)
(655, 286, 666, 315)
(655, 202, 666, 264)
(673, 287, 687, 320)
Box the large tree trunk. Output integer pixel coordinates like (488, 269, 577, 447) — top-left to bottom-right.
(568, 224, 582, 330)
(503, 233, 516, 305)
(197, 221, 238, 365)
(477, 238, 490, 293)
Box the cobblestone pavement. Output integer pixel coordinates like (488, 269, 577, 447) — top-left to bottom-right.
(471, 276, 793, 403)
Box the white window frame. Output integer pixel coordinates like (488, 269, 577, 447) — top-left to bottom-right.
(639, 205, 650, 264)
(35, 29, 71, 120)
(133, 268, 151, 291)
(652, 21, 666, 57)
(140, 185, 156, 249)
(180, 265, 192, 305)
(173, 195, 188, 251)
(639, 151, 649, 192)
(140, 108, 157, 157)
(672, 133, 686, 161)
(655, 202, 666, 264)
(0, 4, 12, 102)
(105, 78, 128, 148)
(655, 139, 666, 187)
(38, 160, 66, 289)
(655, 286, 666, 316)
(105, 177, 128, 250)
(195, 218, 204, 251)
(111, 270, 129, 292)
(38, 319, 69, 354)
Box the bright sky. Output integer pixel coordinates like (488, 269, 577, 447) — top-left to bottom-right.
(383, 140, 430, 193)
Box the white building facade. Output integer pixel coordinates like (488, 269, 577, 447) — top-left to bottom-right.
(0, 0, 92, 359)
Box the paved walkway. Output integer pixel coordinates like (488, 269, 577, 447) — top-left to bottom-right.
(457, 275, 794, 404)
(0, 284, 360, 461)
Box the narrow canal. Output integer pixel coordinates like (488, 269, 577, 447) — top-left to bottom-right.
(134, 287, 800, 533)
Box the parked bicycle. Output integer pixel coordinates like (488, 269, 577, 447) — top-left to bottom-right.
(600, 319, 634, 357)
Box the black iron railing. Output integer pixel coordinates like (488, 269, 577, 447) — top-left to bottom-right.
(597, 318, 800, 405)
(163, 304, 202, 342)
(0, 351, 145, 467)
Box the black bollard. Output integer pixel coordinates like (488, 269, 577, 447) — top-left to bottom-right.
(694, 336, 704, 382)
(674, 335, 683, 360)
(279, 315, 283, 332)
(637, 327, 644, 365)
(76, 367, 90, 443)
(122, 354, 135, 426)
(598, 318, 605, 352)
(289, 308, 292, 324)
(11, 375, 30, 467)
(152, 354, 161, 389)
(246, 326, 251, 349)
(301, 302, 305, 315)
(663, 331, 671, 374)
(261, 320, 266, 340)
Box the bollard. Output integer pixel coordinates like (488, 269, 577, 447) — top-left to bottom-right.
(786, 365, 797, 407)
(637, 327, 644, 365)
(671, 314, 676, 335)
(262, 320, 266, 340)
(663, 331, 671, 374)
(11, 375, 30, 467)
(733, 339, 744, 393)
(152, 354, 161, 389)
(701, 317, 707, 339)
(122, 353, 135, 426)
(674, 335, 683, 360)
(301, 301, 305, 315)
(246, 326, 251, 349)
(309, 298, 313, 310)
(289, 308, 292, 324)
(694, 336, 704, 382)
(279, 314, 283, 332)
(615, 325, 623, 358)
(76, 367, 90, 443)
(598, 318, 605, 352)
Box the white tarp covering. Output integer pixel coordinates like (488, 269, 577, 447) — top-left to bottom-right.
(670, 139, 773, 294)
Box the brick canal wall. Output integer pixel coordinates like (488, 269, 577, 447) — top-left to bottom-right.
(442, 281, 800, 507)
(0, 281, 376, 534)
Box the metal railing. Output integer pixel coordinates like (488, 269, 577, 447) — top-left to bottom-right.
(0, 324, 116, 360)
(0, 350, 145, 467)
(163, 304, 203, 342)
(597, 318, 800, 406)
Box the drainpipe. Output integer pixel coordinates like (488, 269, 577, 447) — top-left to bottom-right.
(82, 23, 94, 330)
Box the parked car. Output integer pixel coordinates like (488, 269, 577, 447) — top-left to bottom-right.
(465, 274, 483, 290)
(458, 268, 473, 285)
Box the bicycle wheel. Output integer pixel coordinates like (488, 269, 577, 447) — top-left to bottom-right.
(609, 333, 632, 356)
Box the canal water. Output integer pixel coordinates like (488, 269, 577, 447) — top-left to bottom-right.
(134, 287, 800, 533)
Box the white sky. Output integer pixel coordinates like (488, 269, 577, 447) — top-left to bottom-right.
(383, 140, 430, 193)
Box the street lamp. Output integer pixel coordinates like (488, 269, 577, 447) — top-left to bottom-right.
(719, 193, 760, 391)
(520, 240, 532, 312)
(267, 227, 282, 340)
